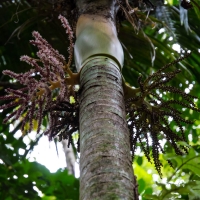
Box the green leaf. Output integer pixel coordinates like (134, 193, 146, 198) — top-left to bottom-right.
(42, 196, 56, 200)
(138, 178, 146, 193)
(143, 194, 159, 200)
(137, 156, 143, 166)
(164, 148, 200, 176)
(160, 181, 200, 199)
(191, 0, 200, 19)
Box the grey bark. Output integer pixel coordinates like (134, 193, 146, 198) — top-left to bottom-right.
(75, 0, 138, 199)
(62, 140, 76, 175)
(76, 0, 119, 21)
(79, 57, 135, 199)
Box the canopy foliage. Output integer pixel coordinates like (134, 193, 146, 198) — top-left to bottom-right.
(0, 0, 200, 199)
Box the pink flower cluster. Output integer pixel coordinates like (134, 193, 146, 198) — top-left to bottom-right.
(58, 15, 74, 40)
(58, 15, 74, 67)
(0, 15, 77, 140)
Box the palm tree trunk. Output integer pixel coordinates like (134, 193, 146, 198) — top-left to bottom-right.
(79, 57, 136, 199)
(75, 0, 137, 199)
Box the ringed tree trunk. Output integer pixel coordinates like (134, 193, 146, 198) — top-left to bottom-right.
(74, 0, 137, 199)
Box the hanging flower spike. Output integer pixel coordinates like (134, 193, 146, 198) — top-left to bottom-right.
(126, 53, 200, 177)
(30, 31, 66, 79)
(58, 15, 74, 71)
(0, 16, 79, 148)
(0, 32, 66, 134)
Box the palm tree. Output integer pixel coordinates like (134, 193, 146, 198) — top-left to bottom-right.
(74, 1, 138, 199)
(0, 0, 200, 199)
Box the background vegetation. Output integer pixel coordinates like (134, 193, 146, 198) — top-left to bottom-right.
(0, 0, 200, 199)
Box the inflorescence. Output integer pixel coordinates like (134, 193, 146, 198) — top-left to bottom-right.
(0, 15, 79, 147)
(0, 14, 199, 176)
(125, 52, 200, 176)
